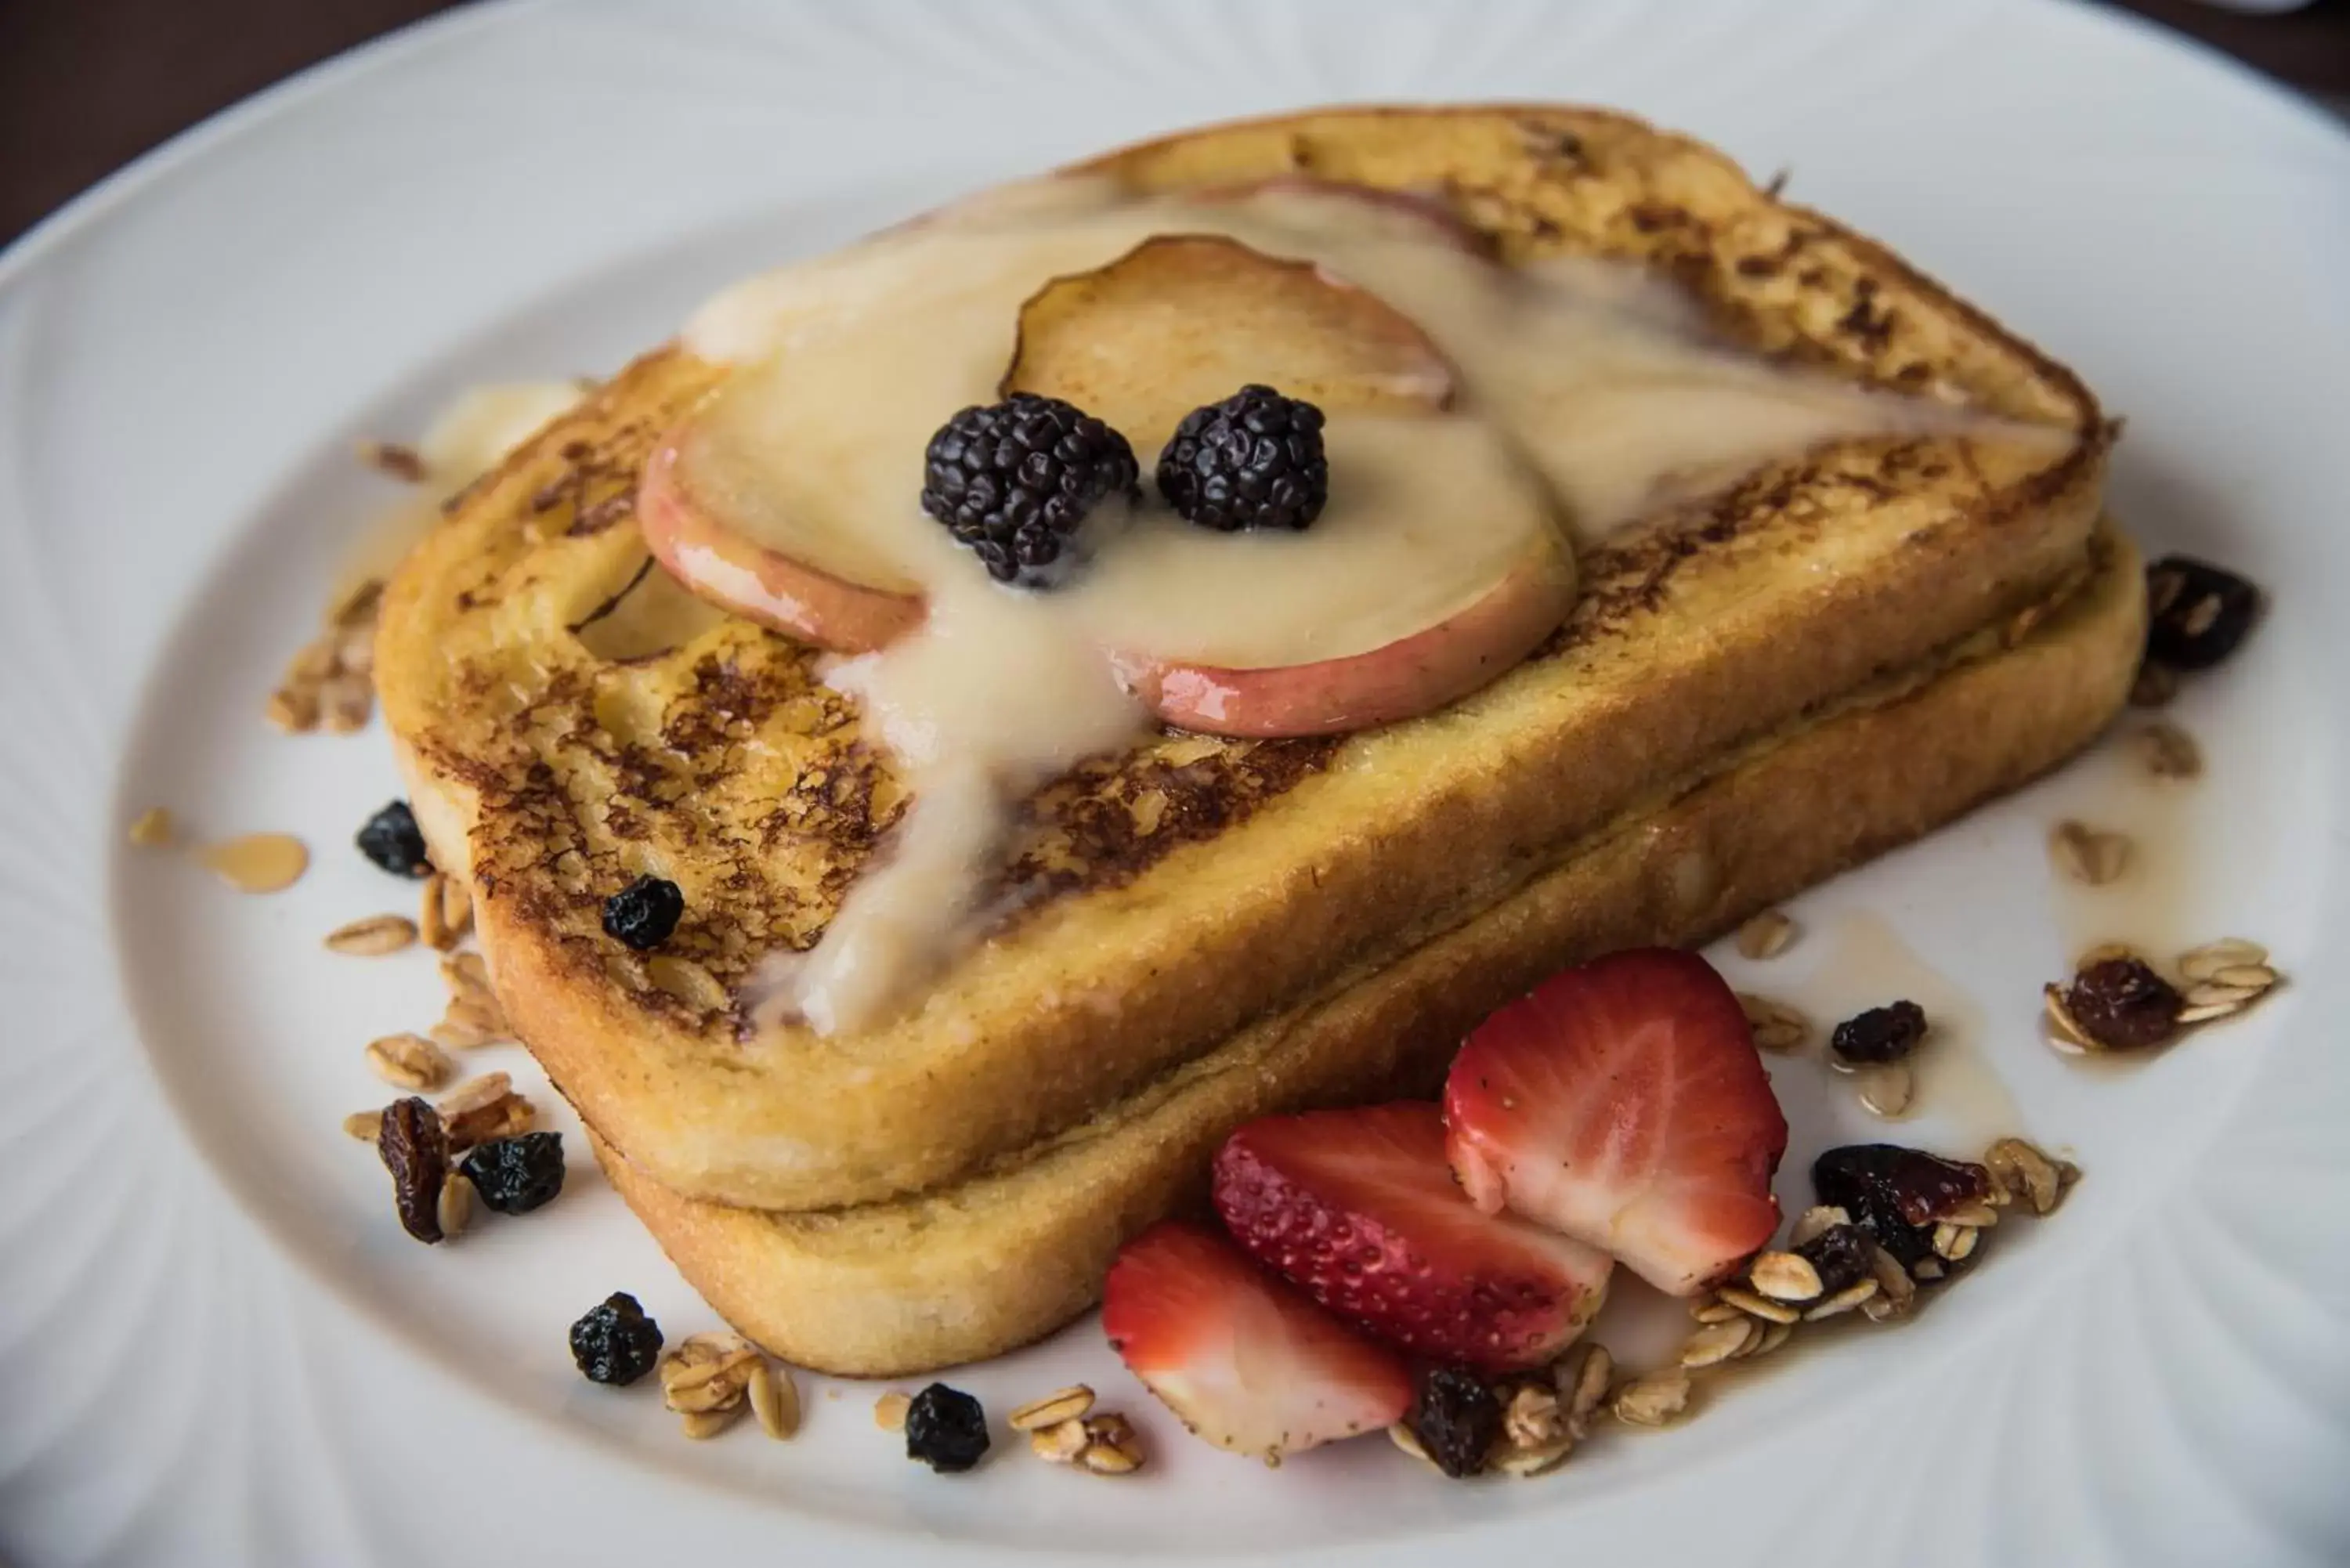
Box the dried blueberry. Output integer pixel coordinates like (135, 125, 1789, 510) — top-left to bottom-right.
(2146, 555, 2260, 672)
(2060, 957, 2182, 1050)
(1829, 1000, 1929, 1064)
(904, 1382, 990, 1472)
(569, 1292, 663, 1386)
(376, 1096, 449, 1244)
(460, 1131, 566, 1215)
(1811, 1144, 1990, 1266)
(1794, 1221, 1876, 1295)
(602, 874, 683, 950)
(1410, 1364, 1500, 1479)
(356, 800, 432, 878)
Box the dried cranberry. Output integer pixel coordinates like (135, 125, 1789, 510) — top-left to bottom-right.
(1410, 1364, 1500, 1478)
(1829, 1000, 1929, 1064)
(1811, 1144, 1990, 1266)
(1795, 1222, 1876, 1295)
(2061, 957, 2182, 1050)
(376, 1097, 449, 1244)
(2145, 555, 2261, 671)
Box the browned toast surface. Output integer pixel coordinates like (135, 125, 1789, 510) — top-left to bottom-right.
(378, 105, 2110, 1212)
(592, 523, 2142, 1376)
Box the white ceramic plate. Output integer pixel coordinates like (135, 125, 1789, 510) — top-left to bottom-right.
(6, 2, 2350, 1563)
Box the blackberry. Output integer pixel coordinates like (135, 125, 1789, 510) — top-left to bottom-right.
(1829, 1000, 1929, 1064)
(2145, 555, 2260, 671)
(904, 1382, 990, 1472)
(356, 800, 432, 879)
(1409, 1364, 1499, 1479)
(569, 1292, 663, 1386)
(602, 875, 683, 951)
(1812, 1144, 1990, 1266)
(460, 1131, 566, 1215)
(920, 393, 1138, 587)
(1155, 385, 1328, 533)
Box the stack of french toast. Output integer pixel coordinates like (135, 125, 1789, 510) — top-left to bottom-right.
(375, 105, 2135, 1377)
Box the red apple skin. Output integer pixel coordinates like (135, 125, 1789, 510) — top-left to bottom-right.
(1108, 540, 1575, 738)
(638, 436, 924, 656)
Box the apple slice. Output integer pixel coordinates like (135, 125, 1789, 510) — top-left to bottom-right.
(1003, 233, 1455, 457)
(1007, 233, 1567, 736)
(1106, 538, 1574, 736)
(639, 437, 923, 654)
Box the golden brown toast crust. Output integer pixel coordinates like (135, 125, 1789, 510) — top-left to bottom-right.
(377, 105, 2110, 1212)
(592, 524, 2143, 1377)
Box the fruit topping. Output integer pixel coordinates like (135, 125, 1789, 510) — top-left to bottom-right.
(905, 1382, 992, 1473)
(569, 1292, 664, 1386)
(459, 1131, 567, 1215)
(1103, 1219, 1413, 1466)
(2145, 555, 2261, 671)
(376, 1096, 449, 1244)
(356, 800, 432, 878)
(1793, 1220, 1877, 1296)
(1408, 1364, 1502, 1479)
(2052, 955, 2182, 1050)
(1444, 948, 1788, 1295)
(1828, 1000, 1929, 1065)
(602, 874, 684, 951)
(919, 392, 1139, 587)
(1212, 1101, 1611, 1371)
(1001, 233, 1454, 459)
(1156, 385, 1329, 533)
(1810, 1144, 1990, 1266)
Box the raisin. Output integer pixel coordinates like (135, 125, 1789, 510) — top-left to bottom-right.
(602, 875, 684, 951)
(1410, 1364, 1501, 1479)
(356, 800, 432, 878)
(376, 1096, 449, 1244)
(460, 1132, 566, 1215)
(2145, 555, 2260, 671)
(569, 1292, 663, 1386)
(2062, 957, 2182, 1050)
(1829, 1000, 1929, 1064)
(1795, 1222, 1875, 1295)
(904, 1383, 990, 1472)
(1811, 1144, 1990, 1266)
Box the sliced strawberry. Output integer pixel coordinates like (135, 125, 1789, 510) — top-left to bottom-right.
(1444, 948, 1788, 1295)
(1102, 1219, 1412, 1465)
(1213, 1102, 1611, 1371)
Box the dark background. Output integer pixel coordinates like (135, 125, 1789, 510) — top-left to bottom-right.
(2, 0, 2345, 247)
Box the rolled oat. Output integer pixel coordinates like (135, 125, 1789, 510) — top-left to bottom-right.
(1008, 1386, 1096, 1433)
(324, 914, 418, 956)
(1738, 993, 1809, 1053)
(1734, 910, 1797, 960)
(366, 1031, 454, 1092)
(1610, 1369, 1692, 1427)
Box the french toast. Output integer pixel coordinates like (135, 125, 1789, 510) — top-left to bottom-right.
(591, 522, 2142, 1375)
(375, 103, 2114, 1227)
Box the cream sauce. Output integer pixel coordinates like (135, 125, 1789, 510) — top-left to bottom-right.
(682, 179, 2055, 1036)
